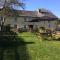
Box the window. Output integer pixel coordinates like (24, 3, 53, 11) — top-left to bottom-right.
(14, 24, 17, 28)
(24, 25, 26, 28)
(24, 17, 27, 22)
(14, 17, 17, 22)
(0, 17, 3, 21)
(44, 21, 45, 24)
(48, 21, 50, 23)
(48, 21, 51, 28)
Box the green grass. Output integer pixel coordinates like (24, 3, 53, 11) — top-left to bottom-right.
(18, 32, 60, 60)
(0, 32, 60, 60)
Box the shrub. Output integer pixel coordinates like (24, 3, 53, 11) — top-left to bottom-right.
(38, 27, 46, 33)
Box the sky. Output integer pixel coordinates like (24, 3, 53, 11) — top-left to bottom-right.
(0, 0, 60, 18)
(24, 0, 60, 18)
(17, 0, 60, 18)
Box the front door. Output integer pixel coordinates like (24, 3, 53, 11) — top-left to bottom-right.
(28, 25, 33, 32)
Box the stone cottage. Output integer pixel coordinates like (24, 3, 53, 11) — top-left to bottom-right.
(0, 8, 58, 31)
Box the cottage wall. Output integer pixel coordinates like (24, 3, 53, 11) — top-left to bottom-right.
(4, 16, 57, 31)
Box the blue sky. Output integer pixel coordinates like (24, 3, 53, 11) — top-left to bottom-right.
(13, 0, 60, 18)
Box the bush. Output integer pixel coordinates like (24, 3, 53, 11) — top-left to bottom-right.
(38, 27, 46, 33)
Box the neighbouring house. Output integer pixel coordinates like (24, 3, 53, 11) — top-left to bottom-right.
(0, 8, 58, 32)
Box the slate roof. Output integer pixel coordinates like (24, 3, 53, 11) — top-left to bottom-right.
(18, 10, 37, 17)
(36, 9, 58, 19)
(18, 9, 58, 20)
(0, 8, 58, 20)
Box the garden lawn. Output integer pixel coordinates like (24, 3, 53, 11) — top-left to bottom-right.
(0, 32, 60, 60)
(18, 32, 60, 60)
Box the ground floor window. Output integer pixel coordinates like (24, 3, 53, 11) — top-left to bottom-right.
(14, 24, 17, 28)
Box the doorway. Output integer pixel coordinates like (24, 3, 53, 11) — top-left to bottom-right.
(28, 25, 33, 32)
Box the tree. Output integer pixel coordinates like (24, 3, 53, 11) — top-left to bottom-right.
(0, 0, 25, 17)
(0, 0, 25, 8)
(0, 0, 25, 31)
